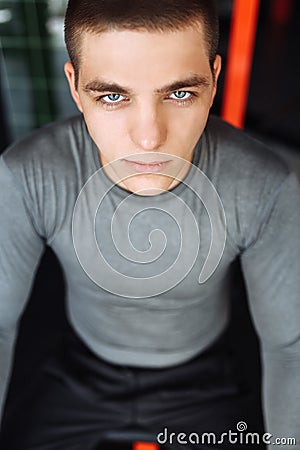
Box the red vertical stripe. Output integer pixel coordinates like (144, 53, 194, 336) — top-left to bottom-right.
(133, 442, 160, 450)
(221, 0, 260, 128)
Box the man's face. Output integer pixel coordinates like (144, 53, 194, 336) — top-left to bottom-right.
(65, 25, 221, 194)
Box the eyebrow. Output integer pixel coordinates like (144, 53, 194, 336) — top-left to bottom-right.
(157, 75, 210, 93)
(82, 74, 210, 95)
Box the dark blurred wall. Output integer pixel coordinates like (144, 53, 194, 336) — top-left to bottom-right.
(247, 0, 300, 146)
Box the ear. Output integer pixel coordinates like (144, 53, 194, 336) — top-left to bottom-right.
(210, 54, 222, 107)
(213, 54, 222, 84)
(64, 62, 83, 112)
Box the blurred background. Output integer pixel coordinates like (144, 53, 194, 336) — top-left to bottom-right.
(0, 0, 299, 447)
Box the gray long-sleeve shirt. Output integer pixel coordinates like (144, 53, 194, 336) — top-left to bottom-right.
(0, 114, 299, 447)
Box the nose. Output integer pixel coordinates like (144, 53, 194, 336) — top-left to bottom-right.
(129, 103, 167, 151)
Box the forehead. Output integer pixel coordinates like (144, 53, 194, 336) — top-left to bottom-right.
(79, 26, 212, 89)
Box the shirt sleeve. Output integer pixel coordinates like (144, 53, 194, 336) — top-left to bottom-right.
(0, 155, 45, 426)
(240, 171, 300, 449)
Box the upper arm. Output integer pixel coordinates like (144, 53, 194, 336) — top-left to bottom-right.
(240, 171, 300, 352)
(0, 156, 45, 330)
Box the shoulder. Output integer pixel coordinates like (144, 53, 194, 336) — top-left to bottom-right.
(0, 115, 94, 241)
(202, 116, 292, 249)
(2, 114, 89, 175)
(204, 115, 290, 184)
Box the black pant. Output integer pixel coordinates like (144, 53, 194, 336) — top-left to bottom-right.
(0, 326, 265, 450)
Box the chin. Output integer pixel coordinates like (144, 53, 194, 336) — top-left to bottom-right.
(121, 173, 176, 196)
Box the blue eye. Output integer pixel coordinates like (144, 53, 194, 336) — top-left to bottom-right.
(169, 91, 191, 100)
(103, 93, 125, 103)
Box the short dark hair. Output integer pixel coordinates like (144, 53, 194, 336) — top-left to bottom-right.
(64, 0, 219, 86)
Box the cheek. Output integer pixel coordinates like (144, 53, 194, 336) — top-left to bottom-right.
(170, 106, 208, 143)
(83, 109, 127, 149)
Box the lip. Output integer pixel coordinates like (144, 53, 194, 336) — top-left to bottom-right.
(123, 159, 171, 173)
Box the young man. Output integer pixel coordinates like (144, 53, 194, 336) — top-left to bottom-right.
(0, 1, 299, 449)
